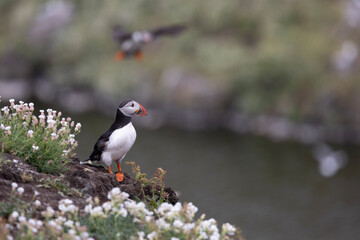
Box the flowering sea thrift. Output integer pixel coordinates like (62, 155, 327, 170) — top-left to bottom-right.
(0, 98, 81, 173)
(4, 187, 240, 239)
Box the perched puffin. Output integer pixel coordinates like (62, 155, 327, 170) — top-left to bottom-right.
(88, 99, 147, 182)
(112, 24, 186, 61)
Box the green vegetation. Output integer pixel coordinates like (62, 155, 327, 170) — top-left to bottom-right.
(0, 98, 81, 174)
(0, 1, 359, 127)
(126, 161, 168, 210)
(2, 187, 243, 240)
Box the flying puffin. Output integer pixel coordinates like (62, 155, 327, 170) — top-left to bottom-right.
(112, 24, 186, 61)
(88, 99, 147, 182)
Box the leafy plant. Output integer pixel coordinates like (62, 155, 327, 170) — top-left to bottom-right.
(125, 161, 168, 209)
(0, 98, 81, 174)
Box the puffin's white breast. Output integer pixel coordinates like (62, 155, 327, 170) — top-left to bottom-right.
(102, 122, 136, 164)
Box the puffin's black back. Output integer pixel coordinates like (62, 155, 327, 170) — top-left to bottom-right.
(89, 101, 132, 161)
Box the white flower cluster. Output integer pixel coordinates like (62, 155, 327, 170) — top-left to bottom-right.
(82, 187, 238, 239)
(5, 187, 238, 240)
(11, 182, 24, 195)
(0, 98, 81, 161)
(58, 199, 78, 213)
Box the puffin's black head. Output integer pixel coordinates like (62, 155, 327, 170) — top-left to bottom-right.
(118, 99, 147, 117)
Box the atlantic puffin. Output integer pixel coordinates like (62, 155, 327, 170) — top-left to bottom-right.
(112, 24, 186, 61)
(88, 99, 147, 182)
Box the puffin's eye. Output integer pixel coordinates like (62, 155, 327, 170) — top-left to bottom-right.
(131, 103, 135, 107)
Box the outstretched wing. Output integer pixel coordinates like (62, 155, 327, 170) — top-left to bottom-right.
(150, 24, 187, 38)
(89, 130, 112, 161)
(112, 25, 132, 43)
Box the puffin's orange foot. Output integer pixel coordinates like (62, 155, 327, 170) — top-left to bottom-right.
(115, 51, 125, 61)
(135, 51, 143, 61)
(116, 172, 124, 182)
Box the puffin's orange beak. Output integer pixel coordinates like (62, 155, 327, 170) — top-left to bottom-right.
(136, 104, 147, 116)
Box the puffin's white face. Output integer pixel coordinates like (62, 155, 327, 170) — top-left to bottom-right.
(119, 100, 147, 117)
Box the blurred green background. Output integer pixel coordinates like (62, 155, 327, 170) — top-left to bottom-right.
(1, 0, 360, 129)
(1, 1, 360, 239)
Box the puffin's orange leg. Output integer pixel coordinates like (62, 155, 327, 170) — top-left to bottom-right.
(115, 51, 125, 61)
(107, 166, 113, 174)
(116, 163, 124, 182)
(135, 51, 143, 61)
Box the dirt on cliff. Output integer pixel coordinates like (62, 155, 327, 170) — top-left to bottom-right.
(0, 153, 178, 218)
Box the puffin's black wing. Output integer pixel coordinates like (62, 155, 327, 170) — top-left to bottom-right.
(89, 130, 112, 161)
(150, 24, 187, 38)
(112, 25, 132, 43)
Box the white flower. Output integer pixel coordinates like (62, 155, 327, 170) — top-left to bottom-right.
(13, 159, 19, 164)
(48, 220, 57, 227)
(183, 223, 195, 233)
(84, 204, 92, 213)
(68, 229, 76, 235)
(184, 202, 198, 220)
(62, 199, 73, 205)
(29, 103, 34, 107)
(157, 202, 173, 216)
(107, 187, 120, 199)
(117, 208, 128, 218)
(27, 130, 34, 137)
(75, 123, 81, 131)
(7, 235, 13, 240)
(42, 206, 55, 218)
(56, 216, 66, 224)
(64, 220, 74, 228)
(81, 232, 89, 239)
(17, 187, 24, 195)
(51, 133, 58, 140)
(138, 231, 145, 240)
(171, 238, 180, 240)
(11, 182, 18, 190)
(34, 200, 41, 207)
(10, 211, 19, 219)
(210, 232, 220, 240)
(90, 206, 104, 216)
(9, 99, 14, 103)
(155, 218, 171, 230)
(32, 145, 39, 152)
(4, 126, 10, 131)
(102, 202, 112, 212)
(18, 215, 26, 223)
(34, 190, 39, 196)
(145, 215, 153, 222)
(147, 231, 158, 240)
(28, 218, 36, 226)
(222, 223, 236, 236)
(36, 220, 43, 228)
(173, 219, 184, 228)
(107, 187, 129, 202)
